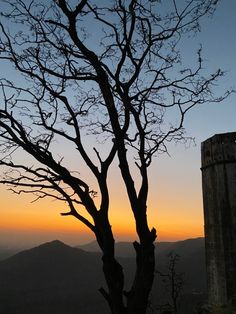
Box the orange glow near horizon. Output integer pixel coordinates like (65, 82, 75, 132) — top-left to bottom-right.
(0, 173, 204, 248)
(0, 144, 205, 248)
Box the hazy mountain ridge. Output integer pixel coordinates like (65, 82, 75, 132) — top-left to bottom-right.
(0, 240, 107, 314)
(0, 238, 206, 314)
(156, 238, 206, 292)
(0, 246, 20, 261)
(77, 237, 205, 258)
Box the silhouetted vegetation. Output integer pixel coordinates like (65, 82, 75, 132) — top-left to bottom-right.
(0, 1, 229, 313)
(156, 253, 184, 314)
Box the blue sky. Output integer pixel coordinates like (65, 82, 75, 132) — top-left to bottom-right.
(148, 0, 236, 241)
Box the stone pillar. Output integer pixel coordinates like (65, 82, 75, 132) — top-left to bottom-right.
(201, 132, 236, 313)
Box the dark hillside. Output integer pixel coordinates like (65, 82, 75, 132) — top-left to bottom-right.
(0, 240, 107, 314)
(0, 238, 206, 314)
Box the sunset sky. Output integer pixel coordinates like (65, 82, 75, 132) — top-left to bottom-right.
(0, 1, 236, 249)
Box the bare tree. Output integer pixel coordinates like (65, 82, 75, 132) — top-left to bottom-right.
(155, 253, 184, 314)
(0, 1, 230, 313)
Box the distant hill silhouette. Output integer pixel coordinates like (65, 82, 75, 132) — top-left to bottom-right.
(78, 237, 205, 259)
(78, 240, 136, 257)
(152, 238, 207, 313)
(0, 238, 206, 314)
(0, 246, 20, 261)
(156, 238, 206, 291)
(0, 240, 108, 314)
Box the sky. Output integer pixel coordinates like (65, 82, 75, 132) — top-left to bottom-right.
(0, 0, 236, 249)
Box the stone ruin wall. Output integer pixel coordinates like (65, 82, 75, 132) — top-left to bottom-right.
(201, 132, 236, 311)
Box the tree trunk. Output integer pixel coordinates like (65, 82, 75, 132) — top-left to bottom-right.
(96, 216, 156, 314)
(102, 255, 127, 314)
(95, 218, 127, 314)
(126, 241, 155, 314)
(101, 241, 155, 314)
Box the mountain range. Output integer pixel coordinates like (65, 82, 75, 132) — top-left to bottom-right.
(0, 238, 206, 314)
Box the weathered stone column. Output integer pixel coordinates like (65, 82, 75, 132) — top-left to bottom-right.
(201, 132, 236, 313)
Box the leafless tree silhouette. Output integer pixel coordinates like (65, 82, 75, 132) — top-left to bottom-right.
(156, 253, 184, 314)
(0, 1, 230, 313)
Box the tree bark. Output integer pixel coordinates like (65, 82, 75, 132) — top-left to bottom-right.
(95, 217, 127, 314)
(101, 241, 155, 314)
(97, 221, 155, 314)
(126, 241, 155, 314)
(102, 255, 127, 314)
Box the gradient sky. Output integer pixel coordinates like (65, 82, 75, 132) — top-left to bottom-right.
(0, 1, 236, 249)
